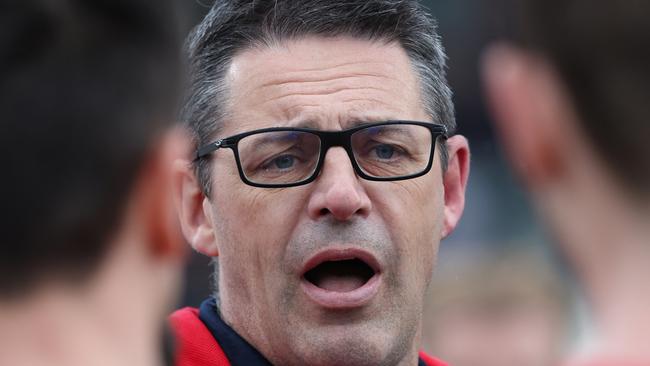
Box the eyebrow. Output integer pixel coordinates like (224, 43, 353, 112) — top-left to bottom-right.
(364, 123, 418, 139)
(287, 120, 320, 129)
(245, 130, 301, 148)
(236, 131, 300, 159)
(345, 117, 401, 129)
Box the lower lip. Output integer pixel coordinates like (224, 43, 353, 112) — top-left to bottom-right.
(300, 273, 381, 309)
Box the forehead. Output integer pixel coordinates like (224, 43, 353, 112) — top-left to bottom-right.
(222, 36, 429, 134)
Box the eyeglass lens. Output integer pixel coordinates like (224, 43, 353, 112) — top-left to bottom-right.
(236, 124, 433, 185)
(351, 124, 432, 178)
(237, 130, 321, 185)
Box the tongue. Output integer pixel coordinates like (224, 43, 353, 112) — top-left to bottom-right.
(317, 275, 367, 292)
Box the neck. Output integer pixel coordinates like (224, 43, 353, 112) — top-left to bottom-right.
(539, 164, 650, 361)
(0, 283, 163, 366)
(0, 229, 172, 366)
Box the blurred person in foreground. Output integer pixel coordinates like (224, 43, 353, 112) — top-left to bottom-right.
(171, 1, 470, 365)
(483, 1, 650, 365)
(422, 247, 572, 366)
(0, 1, 188, 365)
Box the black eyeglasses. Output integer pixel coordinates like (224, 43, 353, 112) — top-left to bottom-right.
(195, 120, 448, 188)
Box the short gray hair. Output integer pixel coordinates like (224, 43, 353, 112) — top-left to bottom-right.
(183, 0, 455, 197)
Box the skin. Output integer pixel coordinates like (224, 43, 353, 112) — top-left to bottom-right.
(483, 45, 650, 362)
(0, 130, 188, 366)
(177, 36, 469, 366)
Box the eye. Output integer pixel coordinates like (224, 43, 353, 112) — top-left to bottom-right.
(258, 154, 299, 172)
(271, 155, 295, 169)
(372, 144, 396, 159)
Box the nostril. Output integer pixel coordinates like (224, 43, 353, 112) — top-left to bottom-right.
(319, 208, 330, 216)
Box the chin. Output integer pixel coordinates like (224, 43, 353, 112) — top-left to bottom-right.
(284, 325, 413, 366)
(297, 339, 384, 366)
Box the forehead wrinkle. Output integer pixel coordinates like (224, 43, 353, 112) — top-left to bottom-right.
(261, 59, 397, 76)
(231, 72, 406, 125)
(256, 61, 399, 86)
(257, 82, 398, 112)
(258, 71, 398, 89)
(261, 90, 406, 128)
(261, 85, 394, 105)
(237, 89, 414, 130)
(236, 53, 413, 97)
(254, 70, 412, 98)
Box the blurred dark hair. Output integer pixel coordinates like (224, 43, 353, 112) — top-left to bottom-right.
(0, 0, 185, 297)
(515, 0, 650, 196)
(182, 0, 455, 197)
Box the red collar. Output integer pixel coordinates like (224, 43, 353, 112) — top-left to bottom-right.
(169, 306, 448, 366)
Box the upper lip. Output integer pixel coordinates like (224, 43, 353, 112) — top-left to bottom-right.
(300, 247, 382, 277)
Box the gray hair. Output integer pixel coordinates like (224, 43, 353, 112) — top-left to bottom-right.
(183, 0, 455, 197)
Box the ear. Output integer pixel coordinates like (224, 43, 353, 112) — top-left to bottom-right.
(441, 135, 470, 238)
(130, 128, 190, 260)
(172, 157, 220, 257)
(482, 44, 568, 189)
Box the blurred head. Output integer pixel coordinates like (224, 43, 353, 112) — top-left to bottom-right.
(1, 0, 187, 307)
(483, 3, 650, 361)
(175, 1, 470, 365)
(422, 247, 572, 366)
(483, 0, 650, 203)
(482, 0, 650, 280)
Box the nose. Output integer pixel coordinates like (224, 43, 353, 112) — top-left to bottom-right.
(307, 147, 372, 221)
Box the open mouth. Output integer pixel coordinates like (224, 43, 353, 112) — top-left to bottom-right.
(300, 249, 382, 308)
(303, 258, 376, 293)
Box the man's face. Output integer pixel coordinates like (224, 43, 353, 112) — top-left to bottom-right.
(197, 37, 464, 366)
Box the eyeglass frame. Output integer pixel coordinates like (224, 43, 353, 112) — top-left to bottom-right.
(194, 120, 449, 188)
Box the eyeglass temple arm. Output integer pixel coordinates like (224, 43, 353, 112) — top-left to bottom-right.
(436, 125, 449, 139)
(194, 139, 223, 162)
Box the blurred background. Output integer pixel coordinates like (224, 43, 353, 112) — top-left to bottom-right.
(179, 1, 580, 364)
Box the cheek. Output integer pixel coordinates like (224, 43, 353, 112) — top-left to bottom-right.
(210, 188, 310, 311)
(212, 186, 309, 266)
(368, 179, 443, 282)
(371, 179, 443, 244)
